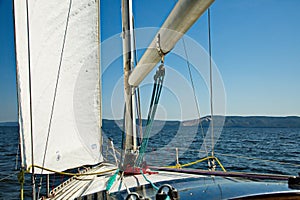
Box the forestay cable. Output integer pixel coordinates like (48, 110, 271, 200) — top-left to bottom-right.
(207, 8, 216, 170)
(25, 0, 36, 198)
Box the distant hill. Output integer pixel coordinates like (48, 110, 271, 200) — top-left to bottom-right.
(2, 116, 300, 128)
(0, 122, 18, 127)
(103, 116, 300, 128)
(102, 119, 180, 129)
(182, 116, 300, 128)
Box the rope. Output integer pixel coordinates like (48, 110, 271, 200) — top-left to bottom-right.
(120, 172, 131, 195)
(165, 156, 226, 172)
(165, 156, 211, 169)
(106, 169, 119, 192)
(136, 64, 165, 166)
(158, 147, 300, 173)
(165, 152, 300, 172)
(132, 15, 143, 145)
(135, 88, 142, 146)
(214, 157, 226, 172)
(18, 169, 25, 200)
(140, 169, 159, 190)
(27, 165, 117, 176)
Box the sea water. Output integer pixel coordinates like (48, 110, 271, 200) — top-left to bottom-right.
(0, 124, 299, 199)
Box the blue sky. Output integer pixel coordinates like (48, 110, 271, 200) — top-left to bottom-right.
(1, 0, 300, 122)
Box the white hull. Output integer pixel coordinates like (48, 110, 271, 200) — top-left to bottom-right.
(44, 163, 300, 200)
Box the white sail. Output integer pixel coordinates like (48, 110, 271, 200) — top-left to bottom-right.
(14, 0, 102, 174)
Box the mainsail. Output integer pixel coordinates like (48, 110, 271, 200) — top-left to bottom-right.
(14, 0, 102, 174)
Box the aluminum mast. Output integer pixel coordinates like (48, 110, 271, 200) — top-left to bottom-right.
(121, 0, 138, 168)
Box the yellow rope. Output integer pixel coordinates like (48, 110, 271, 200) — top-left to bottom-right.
(180, 156, 212, 168)
(214, 157, 226, 172)
(165, 156, 227, 172)
(18, 169, 25, 200)
(164, 151, 300, 174)
(26, 165, 117, 176)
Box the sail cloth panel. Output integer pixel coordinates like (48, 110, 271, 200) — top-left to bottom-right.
(14, 0, 102, 174)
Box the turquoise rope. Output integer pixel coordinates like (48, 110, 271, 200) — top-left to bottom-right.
(106, 169, 119, 191)
(136, 118, 154, 165)
(140, 169, 159, 190)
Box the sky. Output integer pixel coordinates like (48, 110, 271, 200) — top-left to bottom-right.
(0, 0, 300, 122)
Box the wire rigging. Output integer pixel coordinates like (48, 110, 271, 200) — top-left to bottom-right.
(208, 8, 215, 159)
(25, 0, 36, 198)
(132, 15, 143, 145)
(181, 38, 209, 158)
(0, 171, 20, 182)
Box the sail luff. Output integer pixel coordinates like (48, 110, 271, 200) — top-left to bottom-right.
(12, 0, 22, 169)
(128, 0, 214, 87)
(97, 0, 102, 154)
(13, 0, 31, 170)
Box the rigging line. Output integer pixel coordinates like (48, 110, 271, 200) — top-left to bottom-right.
(208, 8, 215, 158)
(120, 105, 127, 168)
(136, 67, 164, 166)
(164, 155, 226, 172)
(41, 0, 73, 172)
(181, 37, 209, 157)
(136, 88, 142, 142)
(28, 165, 117, 176)
(134, 89, 142, 145)
(132, 16, 143, 143)
(140, 169, 159, 190)
(136, 83, 157, 166)
(0, 171, 20, 182)
(38, 0, 73, 196)
(15, 138, 20, 170)
(25, 0, 36, 199)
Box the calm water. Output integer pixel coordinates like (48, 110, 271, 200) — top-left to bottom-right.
(0, 124, 300, 199)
